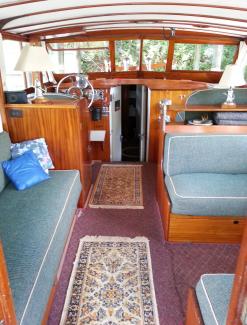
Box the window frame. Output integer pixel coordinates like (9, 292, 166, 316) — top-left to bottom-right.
(47, 42, 111, 73)
(170, 39, 238, 73)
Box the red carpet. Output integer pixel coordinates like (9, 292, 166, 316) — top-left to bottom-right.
(48, 163, 239, 325)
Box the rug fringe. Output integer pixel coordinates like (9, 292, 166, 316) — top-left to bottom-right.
(88, 204, 144, 209)
(80, 235, 149, 243)
(101, 164, 143, 167)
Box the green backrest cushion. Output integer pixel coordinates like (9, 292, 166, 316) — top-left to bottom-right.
(164, 134, 247, 176)
(186, 88, 247, 106)
(0, 132, 11, 192)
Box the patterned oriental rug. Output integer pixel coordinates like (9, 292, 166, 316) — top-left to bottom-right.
(60, 236, 160, 325)
(89, 164, 144, 209)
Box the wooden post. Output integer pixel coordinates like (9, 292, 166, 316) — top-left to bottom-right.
(109, 40, 115, 72)
(166, 39, 175, 73)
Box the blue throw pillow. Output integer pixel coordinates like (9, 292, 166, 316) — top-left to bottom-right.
(2, 150, 50, 190)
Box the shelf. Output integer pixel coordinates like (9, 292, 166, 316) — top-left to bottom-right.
(165, 124, 247, 134)
(168, 105, 247, 112)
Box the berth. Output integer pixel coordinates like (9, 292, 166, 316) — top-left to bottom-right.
(157, 133, 247, 243)
(0, 131, 82, 324)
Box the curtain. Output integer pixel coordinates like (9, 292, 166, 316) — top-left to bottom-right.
(235, 41, 247, 69)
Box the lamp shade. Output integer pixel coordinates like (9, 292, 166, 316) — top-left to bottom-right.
(218, 64, 246, 88)
(15, 45, 53, 72)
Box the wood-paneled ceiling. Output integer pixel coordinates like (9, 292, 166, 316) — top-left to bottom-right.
(0, 0, 246, 40)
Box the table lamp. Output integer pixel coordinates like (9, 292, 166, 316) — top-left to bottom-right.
(15, 45, 53, 102)
(217, 64, 246, 108)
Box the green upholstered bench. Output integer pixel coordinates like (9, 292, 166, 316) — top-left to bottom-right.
(161, 133, 247, 242)
(0, 131, 82, 324)
(164, 134, 247, 217)
(196, 274, 234, 325)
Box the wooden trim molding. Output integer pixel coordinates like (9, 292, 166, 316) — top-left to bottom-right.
(1, 31, 28, 42)
(0, 242, 16, 325)
(227, 219, 247, 324)
(0, 71, 8, 132)
(45, 29, 240, 44)
(185, 288, 204, 325)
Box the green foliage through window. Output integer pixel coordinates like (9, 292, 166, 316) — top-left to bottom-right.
(49, 41, 110, 73)
(115, 40, 141, 71)
(172, 43, 237, 71)
(142, 40, 168, 71)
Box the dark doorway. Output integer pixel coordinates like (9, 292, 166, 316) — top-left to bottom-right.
(121, 85, 147, 162)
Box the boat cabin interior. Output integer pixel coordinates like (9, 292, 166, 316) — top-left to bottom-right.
(0, 1, 247, 324)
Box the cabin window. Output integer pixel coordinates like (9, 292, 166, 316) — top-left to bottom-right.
(172, 43, 237, 71)
(142, 40, 169, 71)
(48, 41, 110, 73)
(2, 40, 27, 90)
(115, 40, 141, 71)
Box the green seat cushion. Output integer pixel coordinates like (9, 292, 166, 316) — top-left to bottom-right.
(0, 131, 11, 192)
(0, 170, 81, 325)
(165, 173, 247, 216)
(196, 274, 234, 325)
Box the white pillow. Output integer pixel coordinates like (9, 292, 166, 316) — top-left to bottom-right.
(11, 138, 54, 174)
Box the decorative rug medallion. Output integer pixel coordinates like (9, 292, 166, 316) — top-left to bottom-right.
(60, 236, 159, 325)
(89, 164, 144, 209)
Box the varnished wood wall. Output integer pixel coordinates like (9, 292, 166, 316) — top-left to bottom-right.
(5, 99, 92, 207)
(148, 90, 193, 162)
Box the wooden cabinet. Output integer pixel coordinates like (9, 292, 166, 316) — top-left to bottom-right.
(5, 98, 92, 207)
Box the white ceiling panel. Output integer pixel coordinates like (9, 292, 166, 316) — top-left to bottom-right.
(0, 0, 246, 37)
(10, 14, 247, 35)
(4, 5, 247, 30)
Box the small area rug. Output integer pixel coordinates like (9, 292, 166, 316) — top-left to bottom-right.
(60, 236, 159, 325)
(89, 164, 144, 209)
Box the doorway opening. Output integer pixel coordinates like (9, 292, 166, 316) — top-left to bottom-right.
(122, 85, 140, 161)
(110, 85, 147, 162)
